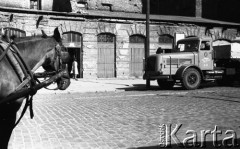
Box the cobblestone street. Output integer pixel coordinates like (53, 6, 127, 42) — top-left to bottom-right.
(8, 85, 240, 149)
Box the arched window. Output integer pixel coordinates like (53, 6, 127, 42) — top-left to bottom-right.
(159, 35, 173, 44)
(62, 31, 82, 47)
(129, 34, 145, 43)
(97, 33, 114, 43)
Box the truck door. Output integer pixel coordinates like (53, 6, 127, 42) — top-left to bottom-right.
(198, 41, 214, 70)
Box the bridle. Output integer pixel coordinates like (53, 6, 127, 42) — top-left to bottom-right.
(36, 43, 70, 90)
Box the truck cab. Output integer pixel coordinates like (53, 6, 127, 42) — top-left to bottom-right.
(144, 37, 239, 90)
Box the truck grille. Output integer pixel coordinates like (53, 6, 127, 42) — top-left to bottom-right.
(146, 56, 157, 71)
(166, 58, 192, 65)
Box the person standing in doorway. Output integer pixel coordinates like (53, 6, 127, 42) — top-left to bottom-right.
(67, 49, 75, 78)
(72, 57, 78, 80)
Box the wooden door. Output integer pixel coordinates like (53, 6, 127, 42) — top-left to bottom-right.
(129, 35, 145, 77)
(97, 33, 116, 78)
(98, 43, 115, 78)
(130, 44, 145, 77)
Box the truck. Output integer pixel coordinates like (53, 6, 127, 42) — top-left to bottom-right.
(143, 37, 240, 90)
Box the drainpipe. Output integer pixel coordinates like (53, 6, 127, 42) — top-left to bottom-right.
(195, 0, 202, 18)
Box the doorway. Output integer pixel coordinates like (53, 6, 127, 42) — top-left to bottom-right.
(62, 31, 83, 78)
(66, 47, 83, 78)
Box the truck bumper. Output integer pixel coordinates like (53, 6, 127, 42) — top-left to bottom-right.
(143, 71, 170, 80)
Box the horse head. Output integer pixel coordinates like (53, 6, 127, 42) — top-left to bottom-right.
(11, 27, 71, 90)
(41, 28, 71, 90)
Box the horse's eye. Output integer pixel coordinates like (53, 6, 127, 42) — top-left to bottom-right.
(44, 58, 51, 64)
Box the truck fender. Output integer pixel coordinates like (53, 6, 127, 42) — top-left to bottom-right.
(175, 65, 203, 80)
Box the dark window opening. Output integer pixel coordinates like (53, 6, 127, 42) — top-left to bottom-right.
(30, 0, 41, 10)
(142, 0, 195, 17)
(52, 0, 72, 12)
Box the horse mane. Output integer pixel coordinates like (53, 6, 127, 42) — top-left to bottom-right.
(14, 36, 47, 44)
(13, 35, 56, 53)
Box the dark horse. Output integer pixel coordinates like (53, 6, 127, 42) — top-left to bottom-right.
(0, 27, 69, 148)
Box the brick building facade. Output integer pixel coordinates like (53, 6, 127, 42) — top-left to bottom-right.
(0, 0, 240, 78)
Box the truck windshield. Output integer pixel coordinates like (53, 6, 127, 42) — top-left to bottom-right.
(177, 40, 199, 52)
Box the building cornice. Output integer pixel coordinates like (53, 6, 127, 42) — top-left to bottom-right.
(0, 6, 240, 27)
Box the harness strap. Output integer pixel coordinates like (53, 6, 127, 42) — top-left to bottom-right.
(15, 76, 31, 91)
(11, 43, 37, 94)
(0, 40, 37, 128)
(9, 43, 37, 127)
(12, 50, 28, 81)
(0, 43, 12, 62)
(0, 41, 25, 82)
(1, 41, 37, 95)
(14, 95, 34, 128)
(11, 44, 35, 84)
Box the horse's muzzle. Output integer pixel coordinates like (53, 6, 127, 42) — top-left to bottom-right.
(56, 69, 71, 90)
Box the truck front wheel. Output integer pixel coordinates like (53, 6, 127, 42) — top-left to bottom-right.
(157, 80, 175, 89)
(182, 68, 201, 90)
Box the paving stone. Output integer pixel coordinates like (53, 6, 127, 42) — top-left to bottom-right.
(8, 85, 240, 148)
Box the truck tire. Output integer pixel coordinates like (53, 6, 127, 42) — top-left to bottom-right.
(157, 80, 175, 89)
(182, 68, 201, 90)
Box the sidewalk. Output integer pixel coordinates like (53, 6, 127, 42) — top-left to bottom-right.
(37, 78, 159, 94)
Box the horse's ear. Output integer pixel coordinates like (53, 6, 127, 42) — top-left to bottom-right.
(53, 27, 61, 42)
(41, 30, 48, 38)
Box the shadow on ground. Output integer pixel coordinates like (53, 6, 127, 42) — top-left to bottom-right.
(118, 81, 240, 92)
(117, 82, 213, 92)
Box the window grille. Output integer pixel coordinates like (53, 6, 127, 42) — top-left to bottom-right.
(129, 35, 145, 43)
(63, 32, 81, 43)
(62, 31, 82, 47)
(97, 33, 114, 43)
(158, 35, 173, 44)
